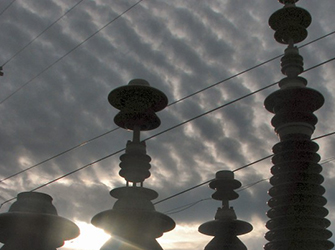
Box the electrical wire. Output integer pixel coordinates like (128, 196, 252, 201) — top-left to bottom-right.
(167, 30, 335, 107)
(0, 0, 144, 105)
(163, 154, 335, 215)
(0, 128, 119, 183)
(165, 198, 211, 215)
(1, 0, 85, 67)
(0, 27, 333, 185)
(0, 55, 334, 208)
(1, 129, 334, 209)
(155, 131, 335, 206)
(0, 0, 16, 16)
(1, 31, 334, 185)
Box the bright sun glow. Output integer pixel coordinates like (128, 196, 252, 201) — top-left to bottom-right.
(63, 221, 110, 250)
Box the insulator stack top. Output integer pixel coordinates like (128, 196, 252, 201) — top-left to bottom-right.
(269, 3, 311, 44)
(0, 192, 79, 249)
(108, 79, 168, 131)
(199, 171, 252, 250)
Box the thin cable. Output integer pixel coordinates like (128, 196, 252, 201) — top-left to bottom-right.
(312, 131, 335, 140)
(1, 57, 334, 207)
(2, 129, 335, 209)
(0, 0, 16, 16)
(0, 127, 119, 183)
(165, 155, 335, 215)
(146, 82, 278, 142)
(165, 198, 211, 215)
(167, 30, 335, 107)
(2, 39, 333, 184)
(0, 0, 144, 105)
(154, 128, 335, 206)
(1, 0, 85, 67)
(0, 147, 126, 208)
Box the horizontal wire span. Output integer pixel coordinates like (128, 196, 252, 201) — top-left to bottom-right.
(1, 56, 335, 209)
(0, 30, 334, 185)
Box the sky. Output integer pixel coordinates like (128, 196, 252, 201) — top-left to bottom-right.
(0, 0, 334, 249)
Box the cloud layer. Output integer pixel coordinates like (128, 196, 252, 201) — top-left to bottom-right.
(0, 0, 334, 249)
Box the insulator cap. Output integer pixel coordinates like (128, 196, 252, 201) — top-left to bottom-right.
(279, 0, 299, 4)
(108, 79, 168, 131)
(269, 6, 311, 44)
(199, 171, 252, 250)
(209, 170, 241, 201)
(92, 187, 175, 250)
(0, 192, 79, 249)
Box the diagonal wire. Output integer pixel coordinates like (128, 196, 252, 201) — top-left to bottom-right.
(1, 0, 85, 67)
(0, 53, 334, 208)
(0, 128, 119, 183)
(1, 34, 334, 184)
(0, 0, 16, 16)
(163, 152, 335, 215)
(0, 0, 144, 105)
(167, 30, 335, 107)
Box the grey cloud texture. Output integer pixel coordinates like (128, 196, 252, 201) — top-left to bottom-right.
(0, 0, 334, 249)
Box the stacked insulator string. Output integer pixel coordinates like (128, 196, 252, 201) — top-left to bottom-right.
(91, 79, 175, 250)
(198, 170, 252, 250)
(264, 1, 333, 249)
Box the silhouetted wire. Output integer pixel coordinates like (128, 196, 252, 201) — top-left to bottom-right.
(1, 43, 332, 185)
(167, 30, 335, 107)
(0, 57, 279, 183)
(155, 127, 335, 206)
(164, 179, 270, 215)
(0, 56, 334, 208)
(162, 155, 335, 214)
(165, 198, 211, 215)
(0, 30, 333, 185)
(0, 147, 126, 208)
(312, 131, 335, 140)
(0, 0, 16, 16)
(0, 128, 119, 183)
(1, 0, 85, 67)
(154, 155, 274, 206)
(0, 0, 144, 105)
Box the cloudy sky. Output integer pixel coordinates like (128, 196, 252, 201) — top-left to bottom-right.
(0, 0, 334, 249)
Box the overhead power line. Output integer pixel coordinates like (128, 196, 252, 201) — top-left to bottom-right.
(155, 130, 335, 206)
(1, 127, 334, 209)
(0, 128, 119, 184)
(0, 26, 332, 185)
(0, 55, 334, 207)
(162, 154, 335, 215)
(0, 0, 144, 105)
(1, 0, 85, 67)
(1, 28, 332, 184)
(0, 0, 16, 17)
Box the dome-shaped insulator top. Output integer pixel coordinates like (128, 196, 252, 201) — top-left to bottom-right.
(198, 171, 252, 250)
(269, 6, 311, 44)
(0, 192, 79, 249)
(108, 79, 168, 131)
(279, 0, 299, 4)
(92, 187, 175, 250)
(209, 171, 241, 201)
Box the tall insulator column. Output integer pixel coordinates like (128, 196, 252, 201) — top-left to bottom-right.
(264, 1, 333, 249)
(91, 79, 175, 250)
(0, 192, 79, 250)
(199, 171, 252, 250)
